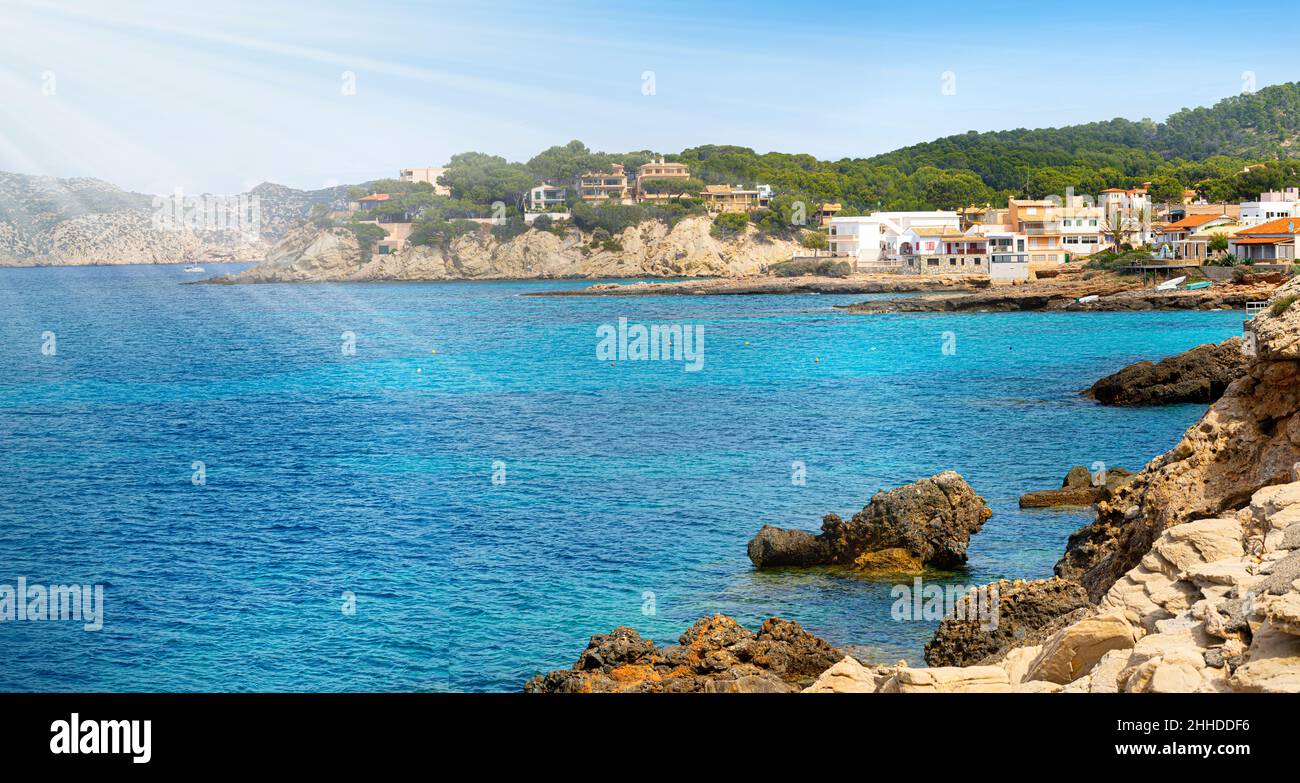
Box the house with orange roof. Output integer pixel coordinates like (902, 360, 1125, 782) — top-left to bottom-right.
(1228, 216, 1299, 263)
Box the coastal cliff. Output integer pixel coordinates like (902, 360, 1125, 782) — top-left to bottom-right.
(206, 217, 804, 283)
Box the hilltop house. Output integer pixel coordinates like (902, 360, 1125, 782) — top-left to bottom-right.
(527, 184, 568, 212)
(634, 159, 692, 204)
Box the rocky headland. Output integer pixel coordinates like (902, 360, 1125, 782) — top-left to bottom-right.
(1084, 338, 1249, 406)
(205, 218, 807, 284)
(528, 278, 1300, 693)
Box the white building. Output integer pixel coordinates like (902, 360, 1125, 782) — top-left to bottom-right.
(1240, 191, 1299, 226)
(827, 211, 960, 270)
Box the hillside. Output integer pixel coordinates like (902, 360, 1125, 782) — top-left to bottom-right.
(0, 172, 349, 266)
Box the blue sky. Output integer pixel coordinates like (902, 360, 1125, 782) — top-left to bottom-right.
(2, 0, 1299, 195)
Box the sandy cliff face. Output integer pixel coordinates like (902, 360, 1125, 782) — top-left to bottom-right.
(214, 217, 804, 283)
(1058, 278, 1300, 601)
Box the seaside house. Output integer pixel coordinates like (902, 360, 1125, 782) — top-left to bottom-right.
(984, 227, 1030, 284)
(527, 184, 568, 212)
(575, 164, 632, 204)
(399, 166, 451, 196)
(1007, 199, 1067, 269)
(826, 211, 960, 271)
(1179, 222, 1244, 263)
(1156, 213, 1234, 257)
(1228, 217, 1299, 262)
(699, 184, 771, 213)
(1058, 205, 1105, 256)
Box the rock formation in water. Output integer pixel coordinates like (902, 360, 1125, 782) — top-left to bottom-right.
(1058, 278, 1300, 602)
(1084, 338, 1249, 406)
(208, 217, 804, 283)
(746, 471, 992, 573)
(523, 615, 842, 693)
(924, 577, 1092, 667)
(1018, 465, 1134, 508)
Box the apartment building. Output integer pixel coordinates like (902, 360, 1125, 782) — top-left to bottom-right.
(633, 159, 693, 204)
(575, 164, 632, 204)
(1240, 190, 1300, 226)
(1007, 199, 1067, 269)
(1058, 205, 1105, 255)
(399, 166, 451, 196)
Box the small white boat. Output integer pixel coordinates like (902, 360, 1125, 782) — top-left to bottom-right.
(1155, 276, 1186, 291)
(183, 265, 205, 273)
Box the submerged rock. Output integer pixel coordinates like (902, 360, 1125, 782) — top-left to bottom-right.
(1084, 338, 1248, 406)
(523, 615, 841, 693)
(747, 471, 991, 572)
(1018, 465, 1133, 508)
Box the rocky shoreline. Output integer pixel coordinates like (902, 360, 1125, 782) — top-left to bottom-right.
(1084, 338, 1249, 406)
(522, 274, 982, 297)
(841, 276, 1280, 314)
(527, 277, 1300, 693)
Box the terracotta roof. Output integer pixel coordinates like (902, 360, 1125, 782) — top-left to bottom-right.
(1232, 237, 1290, 245)
(358, 193, 390, 202)
(1166, 213, 1228, 230)
(1239, 216, 1300, 235)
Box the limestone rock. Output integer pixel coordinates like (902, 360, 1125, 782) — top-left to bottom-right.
(748, 471, 991, 572)
(1230, 623, 1300, 692)
(884, 665, 1011, 693)
(802, 656, 885, 693)
(1025, 611, 1138, 684)
(925, 578, 1090, 667)
(1084, 338, 1248, 406)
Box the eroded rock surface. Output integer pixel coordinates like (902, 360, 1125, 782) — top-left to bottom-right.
(747, 471, 991, 572)
(1085, 338, 1248, 406)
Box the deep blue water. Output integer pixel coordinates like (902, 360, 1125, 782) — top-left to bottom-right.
(0, 263, 1243, 691)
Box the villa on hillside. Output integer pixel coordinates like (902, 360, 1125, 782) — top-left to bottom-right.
(575, 164, 632, 204)
(699, 184, 772, 213)
(527, 183, 568, 212)
(634, 159, 692, 204)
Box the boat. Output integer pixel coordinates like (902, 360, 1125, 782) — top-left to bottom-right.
(183, 265, 204, 273)
(1155, 276, 1186, 291)
(1185, 280, 1212, 290)
(1077, 294, 1100, 304)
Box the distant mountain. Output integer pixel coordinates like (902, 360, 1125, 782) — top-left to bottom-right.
(0, 172, 350, 266)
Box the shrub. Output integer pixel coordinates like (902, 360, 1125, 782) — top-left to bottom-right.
(344, 221, 388, 254)
(710, 211, 749, 238)
(1270, 294, 1298, 317)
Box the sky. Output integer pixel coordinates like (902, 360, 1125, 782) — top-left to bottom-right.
(2, 0, 1299, 195)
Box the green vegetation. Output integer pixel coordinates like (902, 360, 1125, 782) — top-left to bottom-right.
(1086, 249, 1153, 271)
(344, 221, 388, 254)
(709, 211, 749, 238)
(344, 83, 1300, 245)
(800, 232, 829, 252)
(769, 258, 852, 278)
(1270, 294, 1298, 317)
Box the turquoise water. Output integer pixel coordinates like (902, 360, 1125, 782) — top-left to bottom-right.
(0, 263, 1242, 691)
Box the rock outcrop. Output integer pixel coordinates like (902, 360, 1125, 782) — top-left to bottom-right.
(1057, 278, 1300, 601)
(1018, 465, 1134, 508)
(523, 615, 842, 693)
(747, 471, 992, 573)
(211, 217, 804, 283)
(924, 577, 1091, 667)
(843, 275, 1280, 314)
(1084, 338, 1249, 406)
